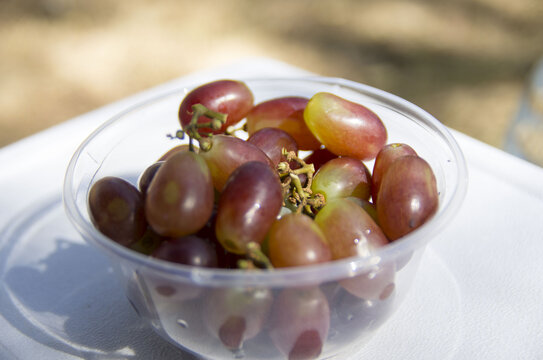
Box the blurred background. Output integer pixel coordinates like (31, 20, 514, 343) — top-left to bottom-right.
(2, 0, 543, 163)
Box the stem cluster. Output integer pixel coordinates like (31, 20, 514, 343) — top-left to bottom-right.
(171, 104, 228, 151)
(278, 149, 326, 216)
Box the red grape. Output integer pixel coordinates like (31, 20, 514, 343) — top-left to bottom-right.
(138, 161, 164, 196)
(199, 134, 275, 192)
(178, 79, 254, 134)
(152, 235, 218, 268)
(130, 227, 163, 255)
(247, 127, 299, 167)
(246, 96, 321, 150)
(304, 92, 387, 160)
(314, 198, 392, 299)
(376, 155, 438, 240)
(215, 161, 283, 254)
(88, 176, 147, 246)
(269, 287, 330, 360)
(371, 143, 417, 202)
(314, 198, 388, 260)
(203, 287, 273, 350)
(145, 151, 214, 237)
(311, 157, 371, 202)
(194, 206, 244, 269)
(268, 213, 331, 268)
(158, 144, 193, 161)
(302, 147, 337, 172)
(346, 197, 379, 225)
(340, 264, 396, 300)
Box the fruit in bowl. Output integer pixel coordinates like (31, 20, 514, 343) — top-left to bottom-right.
(64, 77, 467, 360)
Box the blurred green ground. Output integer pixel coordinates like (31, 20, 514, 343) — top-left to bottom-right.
(1, 0, 543, 156)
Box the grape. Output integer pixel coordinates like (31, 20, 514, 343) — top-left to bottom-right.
(346, 197, 379, 225)
(138, 161, 164, 196)
(178, 79, 254, 134)
(268, 213, 331, 268)
(152, 235, 218, 268)
(376, 155, 438, 240)
(304, 92, 387, 160)
(314, 198, 388, 260)
(247, 127, 299, 166)
(202, 287, 273, 350)
(144, 235, 217, 303)
(215, 161, 283, 254)
(88, 176, 147, 246)
(158, 144, 193, 161)
(311, 157, 371, 202)
(269, 287, 330, 360)
(340, 263, 396, 300)
(314, 198, 392, 299)
(194, 206, 244, 269)
(371, 143, 417, 202)
(199, 134, 275, 192)
(130, 227, 163, 255)
(302, 147, 337, 172)
(246, 96, 321, 150)
(145, 151, 214, 237)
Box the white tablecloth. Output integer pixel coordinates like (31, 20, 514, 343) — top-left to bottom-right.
(1, 58, 542, 359)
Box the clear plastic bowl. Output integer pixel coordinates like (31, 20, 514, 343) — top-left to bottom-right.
(64, 77, 468, 360)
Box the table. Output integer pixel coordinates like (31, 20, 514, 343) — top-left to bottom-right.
(1, 58, 542, 359)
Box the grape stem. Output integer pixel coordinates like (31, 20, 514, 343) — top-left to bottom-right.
(170, 103, 228, 152)
(238, 242, 273, 270)
(277, 149, 326, 216)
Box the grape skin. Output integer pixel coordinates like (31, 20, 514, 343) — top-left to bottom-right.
(371, 143, 417, 202)
(88, 176, 147, 247)
(152, 235, 218, 268)
(376, 155, 438, 240)
(269, 287, 330, 360)
(138, 161, 164, 196)
(145, 151, 214, 237)
(246, 96, 321, 150)
(314, 198, 388, 261)
(302, 147, 337, 172)
(268, 213, 331, 268)
(215, 161, 283, 254)
(178, 79, 254, 135)
(247, 127, 299, 166)
(199, 134, 276, 192)
(304, 92, 387, 161)
(202, 287, 273, 350)
(311, 157, 372, 202)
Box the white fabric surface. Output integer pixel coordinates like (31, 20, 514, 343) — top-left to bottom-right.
(1, 58, 542, 359)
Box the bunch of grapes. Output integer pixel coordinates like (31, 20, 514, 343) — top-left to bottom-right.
(88, 79, 439, 359)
